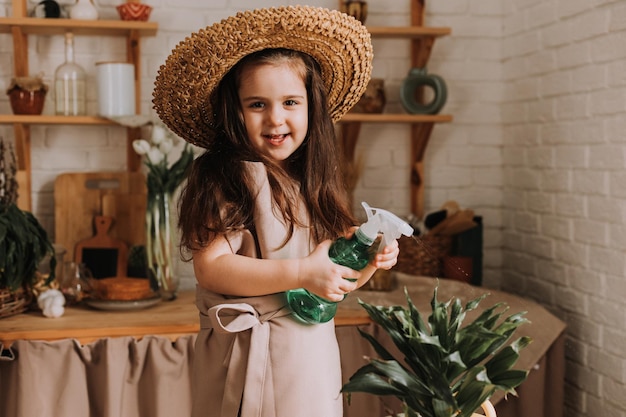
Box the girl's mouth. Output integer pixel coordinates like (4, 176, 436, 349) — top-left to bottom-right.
(264, 134, 288, 145)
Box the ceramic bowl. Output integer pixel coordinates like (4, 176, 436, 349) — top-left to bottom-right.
(116, 2, 152, 21)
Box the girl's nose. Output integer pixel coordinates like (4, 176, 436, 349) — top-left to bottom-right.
(267, 106, 285, 125)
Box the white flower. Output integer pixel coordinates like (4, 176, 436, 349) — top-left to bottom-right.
(158, 138, 174, 155)
(132, 139, 151, 156)
(151, 124, 168, 144)
(147, 147, 165, 165)
(131, 119, 194, 195)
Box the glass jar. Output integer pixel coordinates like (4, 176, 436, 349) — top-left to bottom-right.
(6, 75, 48, 115)
(59, 262, 94, 305)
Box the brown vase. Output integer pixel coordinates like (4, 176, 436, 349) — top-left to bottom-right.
(350, 78, 386, 113)
(340, 1, 368, 23)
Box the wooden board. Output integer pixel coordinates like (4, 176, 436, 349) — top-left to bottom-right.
(54, 172, 147, 263)
(101, 193, 147, 247)
(75, 215, 128, 279)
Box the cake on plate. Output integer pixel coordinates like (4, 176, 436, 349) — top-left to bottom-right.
(94, 277, 154, 301)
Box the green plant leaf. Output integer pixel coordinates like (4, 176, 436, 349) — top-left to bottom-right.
(454, 367, 496, 417)
(355, 328, 397, 361)
(368, 359, 434, 396)
(485, 336, 532, 379)
(432, 397, 457, 417)
(443, 351, 467, 381)
(0, 204, 54, 290)
(491, 369, 528, 393)
(342, 367, 407, 397)
(406, 287, 430, 334)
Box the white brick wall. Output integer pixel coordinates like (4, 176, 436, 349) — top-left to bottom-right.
(503, 0, 626, 415)
(2, 0, 626, 414)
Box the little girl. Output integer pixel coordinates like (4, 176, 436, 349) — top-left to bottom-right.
(153, 6, 399, 417)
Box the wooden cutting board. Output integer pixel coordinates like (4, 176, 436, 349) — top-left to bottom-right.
(102, 193, 147, 248)
(54, 172, 147, 263)
(75, 215, 128, 279)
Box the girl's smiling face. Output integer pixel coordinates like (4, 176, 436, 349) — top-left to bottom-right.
(238, 60, 308, 166)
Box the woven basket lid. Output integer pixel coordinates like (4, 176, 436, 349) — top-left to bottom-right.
(152, 5, 373, 148)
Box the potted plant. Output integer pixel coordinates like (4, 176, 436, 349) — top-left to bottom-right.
(0, 138, 55, 318)
(342, 284, 531, 417)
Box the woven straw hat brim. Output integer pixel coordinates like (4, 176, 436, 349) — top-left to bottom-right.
(153, 5, 373, 148)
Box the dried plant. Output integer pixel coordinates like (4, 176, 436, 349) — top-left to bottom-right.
(0, 138, 19, 210)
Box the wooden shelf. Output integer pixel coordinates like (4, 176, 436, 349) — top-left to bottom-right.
(340, 113, 453, 123)
(2, 0, 157, 210)
(0, 115, 116, 125)
(0, 17, 158, 37)
(337, 0, 452, 219)
(367, 26, 450, 38)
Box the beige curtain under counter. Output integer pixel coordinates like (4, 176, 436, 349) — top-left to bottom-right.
(0, 335, 196, 417)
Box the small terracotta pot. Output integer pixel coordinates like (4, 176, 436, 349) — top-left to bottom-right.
(116, 2, 152, 21)
(8, 88, 47, 115)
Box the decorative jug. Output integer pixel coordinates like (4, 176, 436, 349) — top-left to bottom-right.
(32, 0, 61, 18)
(70, 0, 98, 20)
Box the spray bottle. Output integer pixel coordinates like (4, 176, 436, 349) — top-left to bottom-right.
(287, 202, 414, 324)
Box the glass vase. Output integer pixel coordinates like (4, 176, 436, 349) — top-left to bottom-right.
(146, 190, 178, 300)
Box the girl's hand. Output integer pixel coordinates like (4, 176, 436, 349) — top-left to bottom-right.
(369, 239, 400, 270)
(344, 226, 399, 271)
(297, 240, 360, 302)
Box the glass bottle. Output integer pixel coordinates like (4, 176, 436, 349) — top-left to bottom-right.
(55, 32, 86, 116)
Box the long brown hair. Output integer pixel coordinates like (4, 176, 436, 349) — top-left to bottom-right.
(178, 48, 355, 257)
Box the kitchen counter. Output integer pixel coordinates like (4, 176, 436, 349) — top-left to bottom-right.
(0, 289, 372, 347)
(0, 291, 198, 346)
(0, 275, 566, 417)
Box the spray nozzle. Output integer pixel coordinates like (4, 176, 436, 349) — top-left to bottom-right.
(359, 202, 414, 251)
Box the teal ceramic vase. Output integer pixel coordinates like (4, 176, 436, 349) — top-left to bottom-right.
(400, 67, 447, 115)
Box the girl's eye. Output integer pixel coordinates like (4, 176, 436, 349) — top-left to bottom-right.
(284, 99, 298, 106)
(249, 101, 265, 109)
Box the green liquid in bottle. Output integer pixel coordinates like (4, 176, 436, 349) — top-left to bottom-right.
(287, 288, 338, 324)
(328, 234, 371, 270)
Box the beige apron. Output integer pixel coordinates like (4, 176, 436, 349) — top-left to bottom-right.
(191, 163, 343, 417)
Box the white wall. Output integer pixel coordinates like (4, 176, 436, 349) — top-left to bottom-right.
(1, 0, 625, 415)
(501, 0, 626, 415)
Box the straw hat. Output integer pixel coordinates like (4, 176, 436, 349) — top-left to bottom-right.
(153, 5, 373, 148)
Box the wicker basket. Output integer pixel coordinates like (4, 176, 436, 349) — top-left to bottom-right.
(0, 286, 32, 319)
(362, 269, 396, 291)
(393, 234, 453, 278)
